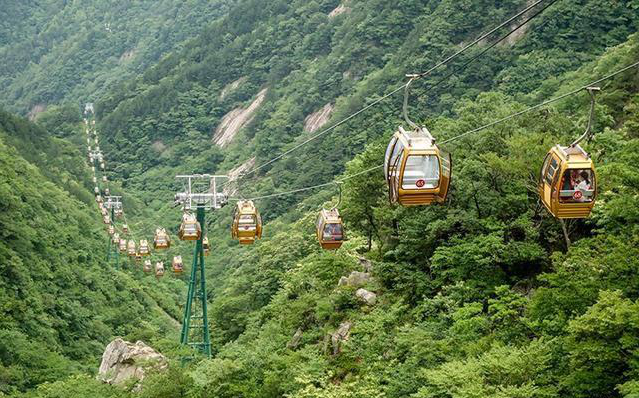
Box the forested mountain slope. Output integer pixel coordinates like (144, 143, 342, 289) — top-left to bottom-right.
(1, 0, 639, 397)
(93, 0, 638, 212)
(0, 0, 232, 115)
(0, 111, 183, 395)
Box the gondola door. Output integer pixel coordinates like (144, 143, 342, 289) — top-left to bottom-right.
(539, 152, 561, 214)
(437, 150, 452, 203)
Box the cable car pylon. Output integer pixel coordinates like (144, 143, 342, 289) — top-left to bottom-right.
(175, 174, 228, 359)
(105, 196, 123, 269)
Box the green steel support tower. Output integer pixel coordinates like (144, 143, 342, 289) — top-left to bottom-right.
(105, 196, 122, 269)
(180, 206, 211, 356)
(175, 174, 228, 359)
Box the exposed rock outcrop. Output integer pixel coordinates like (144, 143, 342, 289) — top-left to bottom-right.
(28, 104, 46, 121)
(287, 328, 303, 349)
(223, 157, 255, 196)
(98, 338, 167, 387)
(504, 0, 535, 46)
(357, 257, 373, 273)
(304, 103, 333, 133)
(151, 140, 166, 154)
(220, 76, 247, 101)
(331, 321, 352, 354)
(329, 4, 351, 18)
(356, 288, 377, 306)
(338, 271, 372, 287)
(119, 49, 136, 62)
(213, 88, 267, 147)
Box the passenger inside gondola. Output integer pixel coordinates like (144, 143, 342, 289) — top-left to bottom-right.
(559, 169, 594, 203)
(323, 223, 344, 241)
(401, 155, 440, 189)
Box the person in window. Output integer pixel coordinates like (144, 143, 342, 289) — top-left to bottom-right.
(323, 223, 343, 241)
(576, 171, 592, 202)
(562, 170, 579, 190)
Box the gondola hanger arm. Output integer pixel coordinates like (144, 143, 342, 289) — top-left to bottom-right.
(571, 86, 600, 147)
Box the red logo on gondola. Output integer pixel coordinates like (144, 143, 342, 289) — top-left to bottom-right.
(416, 179, 425, 188)
(573, 191, 583, 200)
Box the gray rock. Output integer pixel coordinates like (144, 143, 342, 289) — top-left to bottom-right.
(287, 328, 303, 349)
(355, 288, 377, 305)
(98, 338, 167, 387)
(331, 321, 352, 355)
(358, 257, 373, 273)
(339, 271, 372, 287)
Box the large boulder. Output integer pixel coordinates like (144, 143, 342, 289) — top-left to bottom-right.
(98, 338, 167, 387)
(338, 271, 372, 287)
(331, 321, 352, 355)
(355, 288, 377, 306)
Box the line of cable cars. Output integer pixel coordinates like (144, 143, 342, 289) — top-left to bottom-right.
(378, 87, 599, 219)
(226, 88, 599, 250)
(229, 199, 345, 250)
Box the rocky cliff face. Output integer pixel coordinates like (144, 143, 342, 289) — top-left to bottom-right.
(98, 338, 167, 387)
(214, 88, 267, 147)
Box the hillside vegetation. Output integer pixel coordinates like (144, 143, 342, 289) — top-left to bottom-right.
(0, 111, 184, 395)
(1, 0, 639, 397)
(0, 0, 232, 115)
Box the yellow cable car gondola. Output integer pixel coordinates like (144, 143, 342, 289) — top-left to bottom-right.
(315, 183, 345, 250)
(112, 233, 120, 244)
(108, 225, 115, 235)
(127, 240, 136, 257)
(178, 213, 201, 241)
(155, 261, 165, 277)
(139, 240, 150, 256)
(122, 224, 129, 234)
(119, 238, 127, 253)
(231, 200, 262, 244)
(153, 227, 171, 249)
(316, 209, 345, 250)
(384, 77, 451, 206)
(102, 176, 108, 183)
(143, 259, 152, 273)
(103, 215, 110, 225)
(203, 236, 210, 255)
(172, 256, 183, 273)
(539, 87, 599, 219)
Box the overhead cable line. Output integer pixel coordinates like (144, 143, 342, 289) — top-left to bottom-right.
(233, 164, 384, 201)
(232, 60, 639, 202)
(422, 0, 558, 93)
(230, 0, 552, 184)
(439, 60, 639, 145)
(269, 0, 558, 180)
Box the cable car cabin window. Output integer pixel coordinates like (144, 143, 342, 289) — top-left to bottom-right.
(239, 214, 256, 230)
(387, 139, 404, 176)
(402, 155, 440, 189)
(384, 137, 398, 177)
(544, 157, 559, 185)
(540, 153, 551, 180)
(322, 223, 344, 241)
(559, 169, 595, 203)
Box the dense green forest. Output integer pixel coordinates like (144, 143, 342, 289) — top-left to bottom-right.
(1, 0, 639, 397)
(0, 0, 232, 115)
